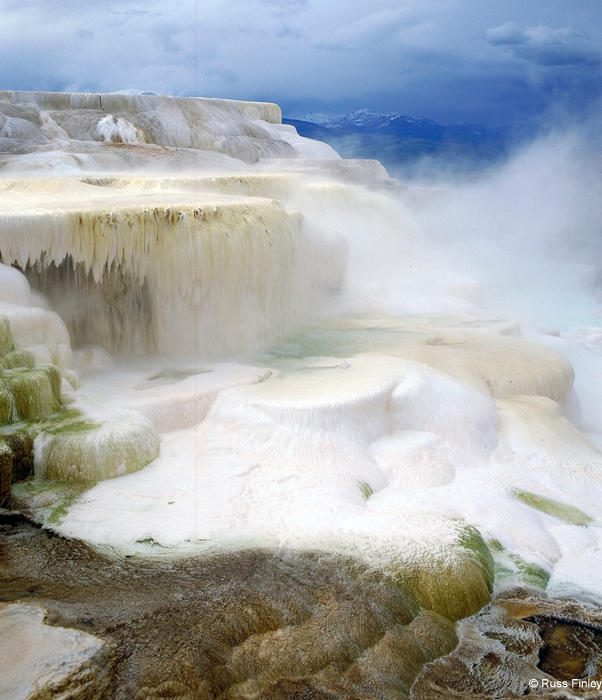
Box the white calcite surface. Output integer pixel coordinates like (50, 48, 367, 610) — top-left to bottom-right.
(55, 325, 601, 606)
(0, 90, 338, 169)
(0, 603, 105, 700)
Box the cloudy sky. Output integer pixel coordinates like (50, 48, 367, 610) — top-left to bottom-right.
(0, 0, 600, 126)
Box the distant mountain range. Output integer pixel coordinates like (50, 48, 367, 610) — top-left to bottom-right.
(284, 109, 511, 172)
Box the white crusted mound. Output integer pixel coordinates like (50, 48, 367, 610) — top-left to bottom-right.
(0, 263, 73, 374)
(34, 408, 160, 483)
(0, 90, 338, 170)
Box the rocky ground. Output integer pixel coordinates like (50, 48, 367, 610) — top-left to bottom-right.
(2, 511, 602, 699)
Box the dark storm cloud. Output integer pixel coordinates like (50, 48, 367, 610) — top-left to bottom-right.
(260, 0, 309, 14)
(312, 6, 429, 52)
(487, 23, 601, 67)
(0, 0, 600, 125)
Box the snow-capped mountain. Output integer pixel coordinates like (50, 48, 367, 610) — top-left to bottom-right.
(290, 109, 494, 141)
(284, 109, 508, 171)
(298, 109, 443, 133)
